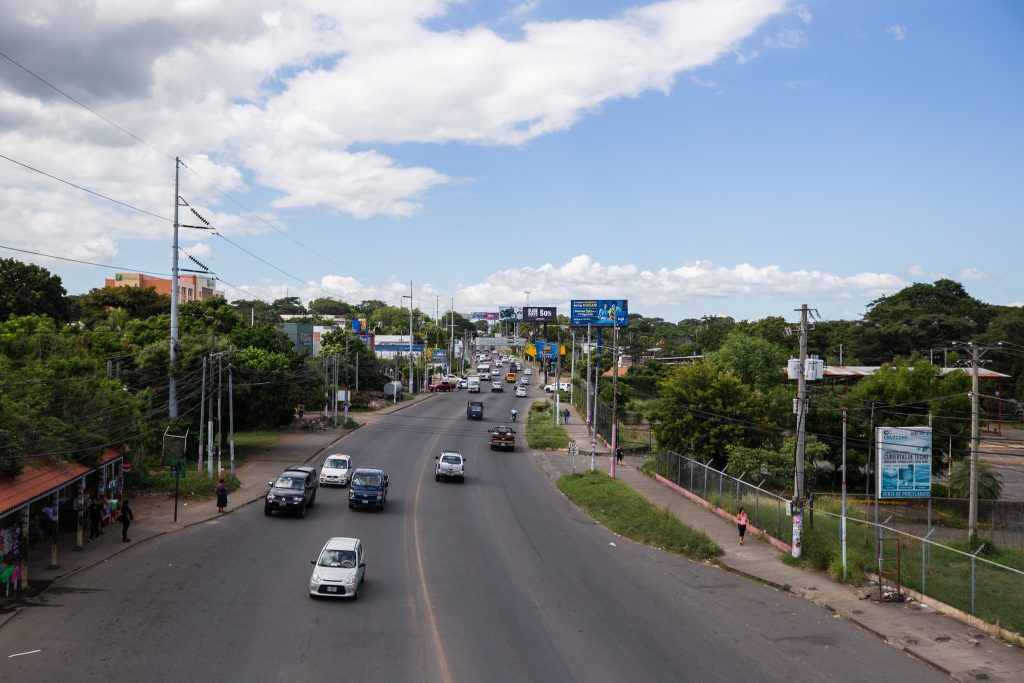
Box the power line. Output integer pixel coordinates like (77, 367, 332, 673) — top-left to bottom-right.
(0, 244, 170, 277)
(0, 152, 171, 222)
(0, 48, 172, 161)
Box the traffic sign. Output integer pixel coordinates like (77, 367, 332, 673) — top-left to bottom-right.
(568, 441, 579, 456)
(170, 458, 187, 479)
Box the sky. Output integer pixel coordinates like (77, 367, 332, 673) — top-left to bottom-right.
(0, 0, 1021, 325)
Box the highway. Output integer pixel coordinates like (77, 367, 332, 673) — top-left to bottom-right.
(0, 384, 945, 682)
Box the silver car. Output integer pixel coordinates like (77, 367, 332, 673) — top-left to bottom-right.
(320, 454, 353, 486)
(310, 537, 365, 600)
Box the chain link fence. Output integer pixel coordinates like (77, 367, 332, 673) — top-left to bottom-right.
(655, 450, 1024, 635)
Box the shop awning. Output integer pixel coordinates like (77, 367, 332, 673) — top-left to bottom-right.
(0, 447, 126, 517)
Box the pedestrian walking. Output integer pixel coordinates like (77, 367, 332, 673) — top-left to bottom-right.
(120, 499, 134, 542)
(615, 447, 624, 465)
(737, 507, 749, 546)
(87, 494, 102, 541)
(563, 408, 570, 424)
(216, 478, 228, 513)
(296, 403, 305, 421)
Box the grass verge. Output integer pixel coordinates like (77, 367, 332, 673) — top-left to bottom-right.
(527, 401, 569, 450)
(557, 470, 722, 562)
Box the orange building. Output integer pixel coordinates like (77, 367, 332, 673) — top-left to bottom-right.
(104, 273, 223, 303)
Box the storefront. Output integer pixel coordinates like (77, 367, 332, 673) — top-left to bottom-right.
(0, 448, 125, 595)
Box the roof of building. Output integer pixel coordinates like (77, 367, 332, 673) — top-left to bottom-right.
(824, 365, 1010, 379)
(0, 447, 125, 517)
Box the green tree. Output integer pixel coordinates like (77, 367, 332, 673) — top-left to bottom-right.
(0, 258, 70, 322)
(650, 362, 769, 464)
(77, 285, 170, 326)
(948, 460, 1002, 500)
(857, 279, 993, 363)
(308, 297, 354, 316)
(707, 331, 788, 392)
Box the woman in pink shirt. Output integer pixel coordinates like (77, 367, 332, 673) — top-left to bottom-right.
(737, 507, 749, 545)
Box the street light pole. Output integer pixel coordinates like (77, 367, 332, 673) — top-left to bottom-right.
(169, 157, 181, 418)
(610, 319, 619, 479)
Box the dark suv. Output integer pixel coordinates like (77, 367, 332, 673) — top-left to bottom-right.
(265, 466, 318, 517)
(348, 468, 389, 511)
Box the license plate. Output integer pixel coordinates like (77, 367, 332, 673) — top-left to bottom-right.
(326, 586, 337, 593)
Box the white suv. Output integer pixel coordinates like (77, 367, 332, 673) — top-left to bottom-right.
(435, 451, 466, 482)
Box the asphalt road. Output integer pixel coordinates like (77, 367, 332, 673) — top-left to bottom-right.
(0, 383, 945, 682)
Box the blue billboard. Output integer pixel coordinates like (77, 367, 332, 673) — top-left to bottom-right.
(570, 299, 628, 327)
(534, 340, 560, 360)
(432, 349, 446, 364)
(876, 426, 932, 499)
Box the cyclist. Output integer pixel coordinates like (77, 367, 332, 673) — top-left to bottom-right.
(510, 408, 518, 422)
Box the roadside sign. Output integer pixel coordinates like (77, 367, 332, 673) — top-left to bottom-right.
(170, 458, 187, 479)
(568, 441, 579, 456)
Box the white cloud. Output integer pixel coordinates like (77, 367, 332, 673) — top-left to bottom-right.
(907, 264, 925, 277)
(886, 24, 907, 41)
(795, 5, 813, 24)
(954, 268, 988, 281)
(764, 27, 804, 50)
(0, 0, 788, 262)
(237, 255, 906, 317)
(689, 76, 719, 89)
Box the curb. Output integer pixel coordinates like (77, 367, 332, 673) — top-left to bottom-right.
(1, 419, 372, 632)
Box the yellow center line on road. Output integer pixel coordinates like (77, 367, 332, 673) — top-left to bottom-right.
(408, 429, 453, 683)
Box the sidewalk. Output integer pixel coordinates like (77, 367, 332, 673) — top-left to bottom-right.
(536, 398, 1024, 683)
(2, 394, 436, 624)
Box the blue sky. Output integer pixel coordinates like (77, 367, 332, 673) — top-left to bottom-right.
(0, 1, 1020, 324)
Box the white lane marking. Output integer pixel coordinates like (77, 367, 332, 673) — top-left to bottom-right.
(8, 649, 42, 658)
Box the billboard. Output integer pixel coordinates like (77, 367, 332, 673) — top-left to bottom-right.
(498, 306, 522, 321)
(522, 306, 557, 322)
(570, 300, 628, 326)
(476, 337, 525, 347)
(876, 426, 932, 499)
(534, 340, 560, 360)
(432, 349, 446, 364)
(469, 312, 498, 322)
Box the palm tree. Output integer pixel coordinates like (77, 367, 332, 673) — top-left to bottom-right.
(948, 460, 1003, 500)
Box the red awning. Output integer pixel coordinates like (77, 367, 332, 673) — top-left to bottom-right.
(0, 447, 125, 516)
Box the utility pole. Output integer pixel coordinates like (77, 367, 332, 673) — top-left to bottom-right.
(792, 303, 810, 559)
(610, 319, 619, 479)
(217, 354, 223, 476)
(408, 282, 414, 394)
(586, 324, 592, 428)
(207, 355, 215, 478)
(969, 343, 980, 542)
(841, 407, 848, 580)
(228, 364, 236, 479)
(169, 157, 181, 418)
(197, 356, 207, 475)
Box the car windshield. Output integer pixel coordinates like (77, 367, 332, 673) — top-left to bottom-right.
(318, 549, 357, 568)
(441, 455, 461, 464)
(325, 458, 348, 469)
(352, 473, 382, 487)
(274, 476, 304, 489)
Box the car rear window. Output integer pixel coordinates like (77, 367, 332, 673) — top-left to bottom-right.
(441, 455, 461, 464)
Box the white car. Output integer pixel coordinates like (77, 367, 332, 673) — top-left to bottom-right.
(523, 368, 532, 375)
(491, 381, 504, 392)
(310, 537, 365, 599)
(435, 451, 466, 482)
(544, 382, 572, 393)
(515, 386, 528, 397)
(519, 376, 530, 385)
(320, 454, 352, 486)
(481, 371, 491, 380)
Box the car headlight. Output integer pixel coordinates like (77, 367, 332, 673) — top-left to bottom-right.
(311, 573, 321, 584)
(343, 575, 356, 585)
(348, 491, 355, 498)
(266, 494, 274, 501)
(375, 492, 383, 499)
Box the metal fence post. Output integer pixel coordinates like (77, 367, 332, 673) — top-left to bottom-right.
(689, 456, 694, 490)
(703, 460, 709, 499)
(676, 453, 681, 486)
